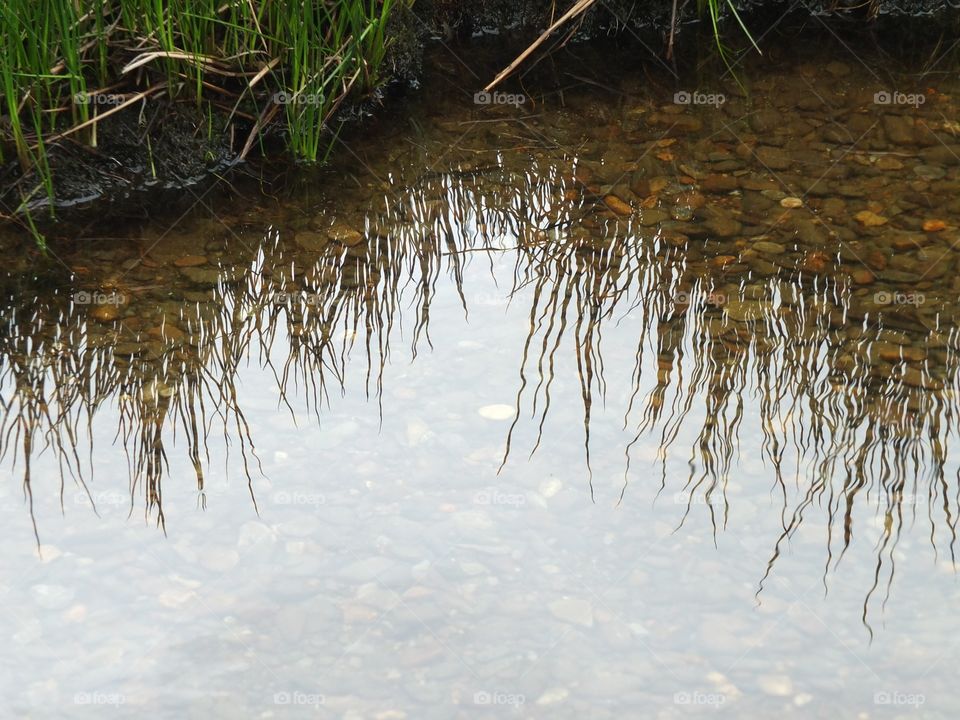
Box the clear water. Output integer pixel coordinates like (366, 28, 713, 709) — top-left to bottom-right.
(2, 37, 960, 718)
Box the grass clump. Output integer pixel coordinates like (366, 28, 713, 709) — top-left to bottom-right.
(0, 0, 408, 233)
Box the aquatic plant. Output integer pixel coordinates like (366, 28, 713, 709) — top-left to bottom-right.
(0, 0, 406, 238)
(485, 0, 760, 91)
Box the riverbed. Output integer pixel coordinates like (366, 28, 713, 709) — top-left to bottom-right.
(1, 33, 959, 719)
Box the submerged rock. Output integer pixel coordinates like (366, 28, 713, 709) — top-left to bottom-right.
(548, 597, 594, 627)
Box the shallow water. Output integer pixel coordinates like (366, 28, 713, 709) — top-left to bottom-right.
(2, 33, 960, 718)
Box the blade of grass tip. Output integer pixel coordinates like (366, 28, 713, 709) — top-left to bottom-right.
(725, 0, 761, 55)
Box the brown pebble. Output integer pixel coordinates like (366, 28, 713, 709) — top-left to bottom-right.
(603, 195, 633, 216)
(802, 251, 830, 273)
(866, 250, 888, 271)
(173, 255, 207, 268)
(850, 269, 875, 285)
(855, 210, 888, 227)
(89, 304, 119, 322)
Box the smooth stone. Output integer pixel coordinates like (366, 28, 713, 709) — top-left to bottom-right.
(478, 404, 514, 420)
(539, 478, 563, 497)
(758, 675, 794, 697)
(181, 265, 242, 286)
(869, 341, 926, 363)
(701, 174, 739, 193)
(30, 584, 75, 610)
(749, 109, 781, 133)
(753, 241, 785, 255)
(855, 210, 888, 227)
(901, 367, 942, 389)
(548, 597, 594, 627)
(705, 214, 742, 238)
(294, 230, 329, 252)
(913, 164, 946, 180)
(89, 304, 119, 322)
(636, 207, 669, 226)
(328, 222, 364, 246)
(147, 324, 187, 343)
(883, 115, 916, 145)
(825, 61, 850, 76)
(755, 146, 791, 170)
(173, 255, 207, 267)
(536, 688, 570, 705)
(724, 300, 769, 322)
(603, 195, 633, 216)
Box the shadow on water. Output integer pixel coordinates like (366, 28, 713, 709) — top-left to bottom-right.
(3, 33, 960, 638)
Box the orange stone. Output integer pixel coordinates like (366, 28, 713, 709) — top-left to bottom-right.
(866, 250, 888, 271)
(923, 219, 947, 232)
(710, 255, 737, 269)
(802, 251, 830, 273)
(603, 195, 633, 216)
(855, 210, 888, 227)
(850, 268, 874, 285)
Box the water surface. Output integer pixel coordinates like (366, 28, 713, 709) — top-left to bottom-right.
(2, 35, 960, 718)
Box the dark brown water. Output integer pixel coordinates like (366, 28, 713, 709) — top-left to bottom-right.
(2, 33, 960, 718)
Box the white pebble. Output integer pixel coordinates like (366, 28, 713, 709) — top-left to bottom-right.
(478, 404, 514, 420)
(536, 688, 569, 705)
(758, 674, 793, 696)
